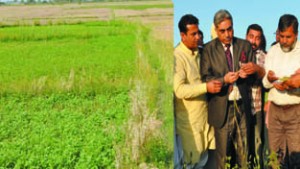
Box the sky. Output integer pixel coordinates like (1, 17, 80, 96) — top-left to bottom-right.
(173, 0, 300, 50)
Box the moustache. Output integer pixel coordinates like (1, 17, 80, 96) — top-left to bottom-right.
(225, 37, 232, 41)
(251, 43, 257, 49)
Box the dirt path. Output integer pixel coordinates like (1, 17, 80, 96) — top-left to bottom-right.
(0, 1, 173, 41)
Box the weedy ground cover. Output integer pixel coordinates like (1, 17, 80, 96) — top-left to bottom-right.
(0, 21, 136, 94)
(0, 19, 173, 168)
(115, 24, 173, 168)
(0, 92, 129, 168)
(0, 21, 130, 168)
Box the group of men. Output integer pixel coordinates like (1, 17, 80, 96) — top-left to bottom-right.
(174, 9, 300, 169)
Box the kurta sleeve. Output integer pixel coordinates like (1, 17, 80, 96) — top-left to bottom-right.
(173, 52, 207, 99)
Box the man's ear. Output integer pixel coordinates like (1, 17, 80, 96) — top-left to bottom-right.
(180, 32, 186, 41)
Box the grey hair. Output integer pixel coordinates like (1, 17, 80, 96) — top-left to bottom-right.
(278, 14, 298, 34)
(214, 9, 233, 27)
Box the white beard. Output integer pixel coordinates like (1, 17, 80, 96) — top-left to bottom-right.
(280, 40, 297, 52)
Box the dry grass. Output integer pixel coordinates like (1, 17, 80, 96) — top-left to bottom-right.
(0, 1, 173, 42)
(128, 81, 162, 161)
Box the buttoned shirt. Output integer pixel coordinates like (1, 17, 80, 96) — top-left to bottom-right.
(222, 43, 242, 101)
(263, 41, 300, 105)
(252, 50, 266, 113)
(174, 42, 215, 164)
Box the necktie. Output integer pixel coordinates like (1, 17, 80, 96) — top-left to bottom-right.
(225, 44, 233, 93)
(225, 44, 233, 71)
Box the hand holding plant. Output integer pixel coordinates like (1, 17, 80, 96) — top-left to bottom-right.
(224, 72, 239, 84)
(267, 70, 278, 83)
(238, 68, 248, 78)
(282, 73, 300, 89)
(239, 62, 257, 76)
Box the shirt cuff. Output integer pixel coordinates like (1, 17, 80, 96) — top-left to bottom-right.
(262, 75, 273, 89)
(200, 83, 207, 94)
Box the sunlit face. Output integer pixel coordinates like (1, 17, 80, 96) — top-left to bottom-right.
(279, 25, 298, 52)
(215, 19, 233, 45)
(181, 24, 200, 50)
(246, 29, 262, 51)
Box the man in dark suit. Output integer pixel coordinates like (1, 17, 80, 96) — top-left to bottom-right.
(201, 9, 260, 169)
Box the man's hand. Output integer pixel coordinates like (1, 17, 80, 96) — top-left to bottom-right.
(267, 70, 278, 83)
(273, 82, 286, 91)
(241, 62, 265, 78)
(224, 72, 239, 84)
(239, 69, 248, 78)
(206, 80, 222, 93)
(240, 62, 257, 75)
(282, 73, 300, 89)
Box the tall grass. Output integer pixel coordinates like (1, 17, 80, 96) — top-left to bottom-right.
(116, 23, 173, 168)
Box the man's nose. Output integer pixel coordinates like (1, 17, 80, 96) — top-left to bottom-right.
(195, 34, 200, 41)
(282, 38, 287, 44)
(225, 30, 229, 37)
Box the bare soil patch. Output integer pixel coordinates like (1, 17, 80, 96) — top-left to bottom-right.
(0, 1, 173, 41)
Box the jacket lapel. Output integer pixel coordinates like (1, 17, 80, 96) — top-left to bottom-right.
(232, 38, 240, 72)
(215, 39, 229, 72)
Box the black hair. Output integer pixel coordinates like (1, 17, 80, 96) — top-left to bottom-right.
(178, 14, 199, 34)
(246, 24, 266, 51)
(198, 29, 203, 36)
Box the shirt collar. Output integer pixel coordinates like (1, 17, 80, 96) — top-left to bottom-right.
(222, 42, 233, 50)
(294, 40, 300, 49)
(179, 42, 199, 56)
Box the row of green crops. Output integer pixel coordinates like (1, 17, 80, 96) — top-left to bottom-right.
(0, 92, 129, 168)
(0, 21, 136, 94)
(0, 21, 136, 168)
(0, 19, 173, 168)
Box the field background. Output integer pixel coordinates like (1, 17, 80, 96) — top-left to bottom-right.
(0, 1, 173, 168)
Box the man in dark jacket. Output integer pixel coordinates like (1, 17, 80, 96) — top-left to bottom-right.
(201, 9, 261, 169)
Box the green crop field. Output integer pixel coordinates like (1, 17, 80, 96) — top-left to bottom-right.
(0, 21, 136, 93)
(0, 18, 173, 168)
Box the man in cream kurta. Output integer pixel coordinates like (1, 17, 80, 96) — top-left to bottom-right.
(174, 14, 222, 168)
